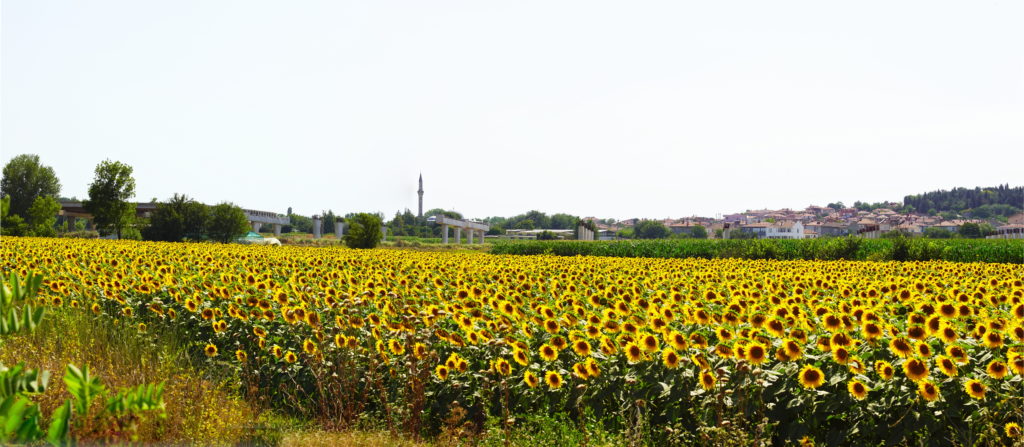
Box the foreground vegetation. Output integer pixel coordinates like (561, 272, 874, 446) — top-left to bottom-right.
(492, 238, 1024, 264)
(2, 237, 1023, 445)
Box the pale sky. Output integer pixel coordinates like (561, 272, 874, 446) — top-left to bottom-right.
(2, 1, 1022, 220)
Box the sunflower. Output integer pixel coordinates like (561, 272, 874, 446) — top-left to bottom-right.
(204, 343, 218, 357)
(523, 370, 539, 388)
(746, 342, 768, 365)
(875, 361, 894, 380)
(832, 347, 851, 365)
(625, 342, 644, 363)
(641, 334, 659, 353)
(861, 322, 883, 340)
(668, 331, 688, 350)
(284, 351, 298, 363)
(915, 342, 932, 358)
(1009, 354, 1024, 375)
(798, 365, 825, 389)
(715, 344, 734, 359)
(413, 343, 427, 359)
(572, 362, 589, 380)
(917, 380, 939, 402)
(303, 339, 319, 355)
(572, 339, 592, 357)
(784, 339, 802, 360)
(512, 348, 529, 366)
(936, 356, 958, 377)
(539, 344, 558, 362)
(889, 338, 913, 358)
(939, 326, 958, 344)
(699, 370, 716, 390)
(847, 380, 869, 400)
(545, 371, 563, 389)
(903, 359, 929, 382)
(982, 331, 1004, 349)
(551, 336, 568, 351)
(847, 357, 866, 375)
(986, 360, 1008, 379)
(945, 345, 969, 365)
(662, 349, 681, 369)
(963, 379, 986, 399)
(692, 353, 710, 370)
(435, 365, 450, 381)
(584, 358, 600, 378)
(1006, 423, 1022, 438)
(494, 358, 512, 376)
(388, 339, 404, 356)
(235, 349, 247, 362)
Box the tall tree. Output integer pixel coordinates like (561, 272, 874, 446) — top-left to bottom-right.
(83, 160, 136, 238)
(207, 202, 249, 243)
(0, 154, 61, 219)
(143, 194, 210, 242)
(25, 196, 60, 237)
(343, 213, 383, 249)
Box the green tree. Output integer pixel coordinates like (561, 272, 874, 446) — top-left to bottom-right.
(83, 160, 136, 238)
(143, 194, 210, 242)
(958, 222, 982, 239)
(207, 202, 249, 243)
(634, 220, 670, 239)
(343, 213, 383, 249)
(25, 196, 60, 237)
(0, 154, 61, 220)
(689, 225, 708, 239)
(923, 227, 953, 239)
(0, 195, 29, 236)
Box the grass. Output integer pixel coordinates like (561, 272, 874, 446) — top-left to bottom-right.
(0, 307, 260, 445)
(0, 306, 623, 446)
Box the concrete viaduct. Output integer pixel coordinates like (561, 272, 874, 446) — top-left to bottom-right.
(58, 201, 289, 236)
(434, 215, 489, 244)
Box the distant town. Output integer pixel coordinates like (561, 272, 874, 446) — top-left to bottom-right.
(563, 204, 1024, 241)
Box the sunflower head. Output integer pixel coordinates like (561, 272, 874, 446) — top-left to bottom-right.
(544, 371, 563, 389)
(917, 380, 939, 402)
(662, 349, 681, 369)
(1006, 423, 1022, 438)
(523, 370, 539, 388)
(847, 380, 869, 400)
(964, 379, 986, 399)
(903, 358, 929, 382)
(435, 364, 450, 381)
(204, 343, 218, 358)
(987, 360, 1008, 379)
(798, 365, 825, 389)
(746, 342, 768, 365)
(699, 370, 716, 390)
(539, 344, 558, 362)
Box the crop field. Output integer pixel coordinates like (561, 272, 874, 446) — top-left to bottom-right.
(492, 238, 1024, 264)
(2, 237, 1024, 445)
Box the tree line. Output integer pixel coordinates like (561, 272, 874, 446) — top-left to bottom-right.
(2, 154, 253, 243)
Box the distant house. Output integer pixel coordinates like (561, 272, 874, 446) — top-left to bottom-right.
(668, 222, 705, 236)
(1009, 213, 1024, 225)
(990, 224, 1024, 239)
(739, 221, 805, 239)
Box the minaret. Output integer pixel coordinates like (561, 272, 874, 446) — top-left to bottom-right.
(417, 173, 424, 218)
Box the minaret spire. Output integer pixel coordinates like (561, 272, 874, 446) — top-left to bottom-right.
(417, 173, 424, 218)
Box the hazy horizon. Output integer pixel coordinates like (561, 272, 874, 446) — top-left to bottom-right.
(3, 1, 1022, 220)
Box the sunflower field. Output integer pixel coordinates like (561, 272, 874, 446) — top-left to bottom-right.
(2, 237, 1023, 446)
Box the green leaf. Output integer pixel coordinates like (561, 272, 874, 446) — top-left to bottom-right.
(46, 399, 71, 446)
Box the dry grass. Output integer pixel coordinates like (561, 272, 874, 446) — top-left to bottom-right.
(280, 430, 430, 447)
(0, 308, 259, 445)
